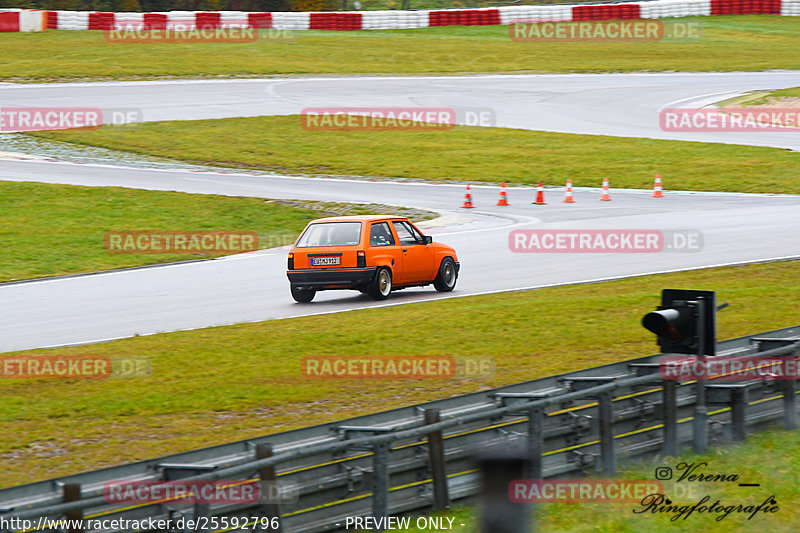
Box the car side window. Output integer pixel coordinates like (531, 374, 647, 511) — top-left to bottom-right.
(370, 222, 396, 247)
(392, 221, 421, 245)
(406, 222, 425, 243)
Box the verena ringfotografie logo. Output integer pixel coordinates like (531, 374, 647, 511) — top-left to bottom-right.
(509, 479, 663, 502)
(104, 231, 258, 254)
(510, 20, 701, 42)
(661, 355, 800, 380)
(508, 229, 702, 253)
(0, 355, 150, 380)
(639, 461, 779, 522)
(302, 355, 494, 379)
(661, 108, 800, 131)
(0, 107, 143, 132)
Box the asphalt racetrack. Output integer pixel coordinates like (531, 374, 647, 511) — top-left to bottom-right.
(3, 71, 800, 148)
(1, 71, 799, 352)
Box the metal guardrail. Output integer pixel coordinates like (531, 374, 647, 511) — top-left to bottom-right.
(1, 326, 799, 533)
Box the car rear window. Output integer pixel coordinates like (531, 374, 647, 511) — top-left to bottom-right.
(297, 222, 362, 247)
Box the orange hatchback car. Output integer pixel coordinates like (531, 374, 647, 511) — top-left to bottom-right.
(286, 216, 459, 302)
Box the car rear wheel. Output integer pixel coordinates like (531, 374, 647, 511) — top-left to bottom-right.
(291, 285, 316, 303)
(367, 268, 392, 300)
(433, 258, 457, 292)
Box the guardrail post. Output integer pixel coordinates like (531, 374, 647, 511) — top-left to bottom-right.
(782, 379, 797, 430)
(693, 378, 708, 453)
(526, 407, 544, 480)
(372, 442, 390, 531)
(731, 387, 748, 442)
(662, 380, 678, 456)
(597, 391, 615, 475)
(424, 409, 450, 511)
(63, 483, 82, 533)
(256, 443, 283, 533)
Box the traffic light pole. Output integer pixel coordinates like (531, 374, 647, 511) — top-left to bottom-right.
(692, 298, 709, 453)
(693, 380, 708, 453)
(642, 289, 717, 454)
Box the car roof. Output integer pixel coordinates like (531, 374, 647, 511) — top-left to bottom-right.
(309, 215, 407, 223)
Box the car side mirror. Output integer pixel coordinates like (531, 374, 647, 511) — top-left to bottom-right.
(423, 236, 433, 244)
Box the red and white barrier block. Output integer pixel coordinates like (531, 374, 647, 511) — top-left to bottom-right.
(0, 9, 46, 32)
(784, 0, 800, 14)
(360, 10, 429, 29)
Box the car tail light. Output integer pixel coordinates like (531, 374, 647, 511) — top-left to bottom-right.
(287, 253, 294, 270)
(357, 250, 366, 268)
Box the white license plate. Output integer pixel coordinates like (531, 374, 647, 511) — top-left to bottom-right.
(311, 257, 340, 266)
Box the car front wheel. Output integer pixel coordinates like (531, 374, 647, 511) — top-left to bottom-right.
(367, 267, 392, 300)
(291, 285, 316, 303)
(433, 258, 457, 292)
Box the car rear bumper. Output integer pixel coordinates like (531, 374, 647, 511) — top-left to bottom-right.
(287, 267, 378, 289)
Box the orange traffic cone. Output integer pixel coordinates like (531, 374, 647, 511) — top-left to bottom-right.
(563, 179, 576, 203)
(652, 174, 664, 198)
(461, 185, 475, 208)
(533, 181, 546, 205)
(497, 182, 509, 206)
(599, 178, 612, 201)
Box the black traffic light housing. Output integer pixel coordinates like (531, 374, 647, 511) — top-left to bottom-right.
(642, 289, 716, 356)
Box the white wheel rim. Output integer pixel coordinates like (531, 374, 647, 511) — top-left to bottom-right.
(379, 271, 391, 295)
(443, 262, 455, 287)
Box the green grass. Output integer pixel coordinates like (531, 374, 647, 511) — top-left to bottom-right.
(2, 16, 800, 81)
(0, 181, 433, 282)
(32, 115, 800, 193)
(758, 86, 800, 100)
(402, 428, 800, 532)
(1, 258, 798, 487)
(715, 86, 800, 107)
(739, 86, 800, 106)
